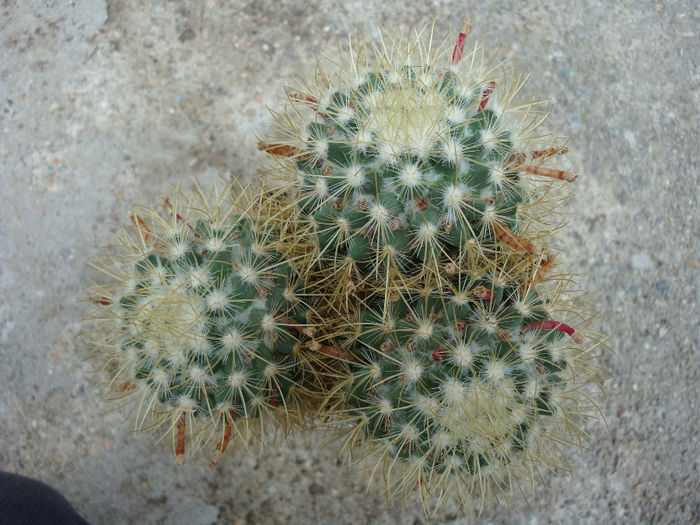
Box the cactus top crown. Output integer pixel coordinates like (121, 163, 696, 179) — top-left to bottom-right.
(261, 21, 577, 303)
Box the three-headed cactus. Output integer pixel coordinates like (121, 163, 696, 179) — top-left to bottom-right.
(88, 19, 604, 516)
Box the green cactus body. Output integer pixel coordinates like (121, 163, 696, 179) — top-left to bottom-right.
(269, 37, 551, 287)
(91, 186, 310, 464)
(339, 279, 588, 502)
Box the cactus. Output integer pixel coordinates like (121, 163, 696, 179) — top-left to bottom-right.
(260, 20, 604, 513)
(327, 261, 600, 511)
(260, 21, 577, 298)
(85, 18, 605, 517)
(87, 183, 318, 465)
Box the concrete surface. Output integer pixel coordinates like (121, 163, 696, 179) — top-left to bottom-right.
(0, 1, 697, 523)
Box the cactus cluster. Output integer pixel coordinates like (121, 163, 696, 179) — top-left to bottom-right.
(88, 20, 604, 515)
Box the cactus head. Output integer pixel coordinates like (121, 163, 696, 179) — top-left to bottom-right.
(88, 184, 313, 465)
(335, 261, 599, 511)
(261, 22, 576, 296)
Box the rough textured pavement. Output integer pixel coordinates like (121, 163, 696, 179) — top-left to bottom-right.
(0, 1, 698, 523)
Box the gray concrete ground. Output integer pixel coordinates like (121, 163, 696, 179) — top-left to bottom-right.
(1, 1, 698, 523)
